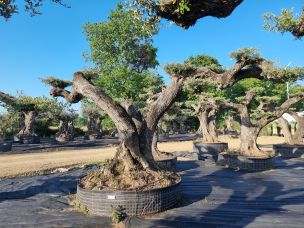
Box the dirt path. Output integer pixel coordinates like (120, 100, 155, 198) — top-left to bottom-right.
(0, 136, 285, 178)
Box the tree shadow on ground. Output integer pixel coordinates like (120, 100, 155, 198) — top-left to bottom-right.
(126, 159, 304, 227)
(0, 169, 89, 203)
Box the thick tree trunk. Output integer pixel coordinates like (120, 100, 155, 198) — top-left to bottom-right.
(85, 116, 102, 140)
(199, 110, 219, 143)
(279, 113, 304, 145)
(56, 117, 75, 142)
(279, 118, 294, 144)
(16, 111, 37, 138)
(239, 125, 262, 157)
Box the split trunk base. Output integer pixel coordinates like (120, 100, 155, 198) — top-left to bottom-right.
(0, 142, 12, 152)
(217, 153, 275, 172)
(273, 144, 304, 158)
(193, 142, 228, 162)
(76, 179, 181, 217)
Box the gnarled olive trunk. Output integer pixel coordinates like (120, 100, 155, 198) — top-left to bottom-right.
(56, 117, 75, 142)
(279, 113, 304, 145)
(198, 109, 219, 143)
(85, 116, 102, 140)
(16, 111, 37, 138)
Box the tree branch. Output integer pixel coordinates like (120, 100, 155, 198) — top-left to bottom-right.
(257, 94, 304, 128)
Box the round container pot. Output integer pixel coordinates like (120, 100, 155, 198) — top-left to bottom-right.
(76, 179, 181, 217)
(84, 133, 102, 141)
(193, 142, 228, 161)
(20, 135, 40, 144)
(0, 142, 12, 152)
(155, 155, 177, 171)
(217, 153, 275, 172)
(273, 144, 304, 158)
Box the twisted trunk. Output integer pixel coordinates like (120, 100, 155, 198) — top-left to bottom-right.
(198, 109, 219, 143)
(16, 111, 37, 138)
(85, 115, 102, 140)
(56, 117, 75, 142)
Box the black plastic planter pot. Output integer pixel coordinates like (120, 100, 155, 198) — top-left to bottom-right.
(193, 142, 228, 161)
(76, 179, 181, 217)
(155, 156, 177, 171)
(14, 135, 40, 144)
(217, 153, 275, 172)
(0, 142, 12, 152)
(273, 144, 304, 158)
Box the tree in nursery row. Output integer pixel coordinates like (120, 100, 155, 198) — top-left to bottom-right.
(223, 79, 304, 157)
(0, 91, 65, 143)
(41, 46, 295, 190)
(81, 100, 105, 140)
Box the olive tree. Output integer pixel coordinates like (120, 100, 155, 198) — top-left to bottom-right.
(81, 100, 105, 140)
(0, 91, 63, 143)
(223, 80, 304, 157)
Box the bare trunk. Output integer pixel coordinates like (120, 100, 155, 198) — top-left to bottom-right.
(239, 125, 262, 157)
(56, 118, 75, 142)
(85, 116, 102, 139)
(16, 111, 37, 137)
(199, 110, 219, 143)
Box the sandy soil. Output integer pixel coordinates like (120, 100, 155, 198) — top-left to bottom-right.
(0, 136, 285, 178)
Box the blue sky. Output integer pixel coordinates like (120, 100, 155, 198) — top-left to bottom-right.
(0, 0, 303, 110)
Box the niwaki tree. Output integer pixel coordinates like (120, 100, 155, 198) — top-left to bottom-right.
(223, 79, 304, 157)
(81, 100, 105, 140)
(42, 46, 293, 190)
(183, 54, 226, 143)
(0, 91, 62, 143)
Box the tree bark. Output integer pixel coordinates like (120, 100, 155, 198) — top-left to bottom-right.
(16, 111, 37, 138)
(56, 116, 75, 142)
(279, 112, 304, 145)
(198, 109, 219, 143)
(85, 115, 102, 140)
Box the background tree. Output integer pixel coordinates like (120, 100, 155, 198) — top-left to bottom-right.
(0, 91, 63, 143)
(278, 85, 304, 145)
(264, 6, 304, 38)
(223, 77, 304, 157)
(183, 54, 226, 143)
(55, 108, 77, 142)
(81, 100, 105, 140)
(0, 0, 68, 19)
